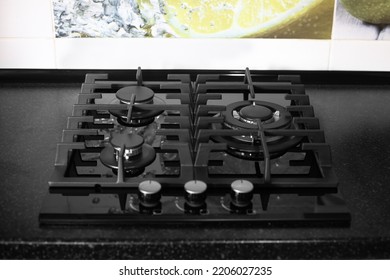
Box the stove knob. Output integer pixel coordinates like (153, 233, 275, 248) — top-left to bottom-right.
(138, 180, 161, 207)
(230, 180, 254, 207)
(184, 180, 207, 207)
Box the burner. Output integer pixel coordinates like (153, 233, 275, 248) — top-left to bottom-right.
(212, 100, 302, 160)
(100, 133, 156, 176)
(110, 86, 163, 127)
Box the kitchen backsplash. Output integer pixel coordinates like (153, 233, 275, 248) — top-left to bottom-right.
(0, 0, 389, 70)
(53, 0, 335, 39)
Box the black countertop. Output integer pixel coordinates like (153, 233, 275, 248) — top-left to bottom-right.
(1, 76, 390, 259)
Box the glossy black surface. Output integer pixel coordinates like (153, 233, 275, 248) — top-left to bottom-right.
(0, 81, 390, 259)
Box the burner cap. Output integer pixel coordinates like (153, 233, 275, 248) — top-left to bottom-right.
(239, 104, 273, 122)
(116, 86, 154, 103)
(110, 133, 144, 150)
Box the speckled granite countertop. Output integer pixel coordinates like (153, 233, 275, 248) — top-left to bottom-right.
(0, 78, 390, 259)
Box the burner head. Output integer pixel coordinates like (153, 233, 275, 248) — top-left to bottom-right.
(100, 133, 156, 177)
(239, 104, 273, 123)
(116, 86, 154, 104)
(110, 133, 144, 159)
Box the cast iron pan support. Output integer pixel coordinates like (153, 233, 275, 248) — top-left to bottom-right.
(256, 120, 271, 210)
(244, 67, 256, 99)
(136, 66, 143, 86)
(126, 94, 136, 122)
(116, 144, 126, 184)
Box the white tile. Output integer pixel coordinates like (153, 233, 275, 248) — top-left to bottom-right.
(55, 38, 331, 70)
(244, 39, 331, 71)
(0, 0, 53, 38)
(329, 40, 390, 71)
(0, 39, 55, 68)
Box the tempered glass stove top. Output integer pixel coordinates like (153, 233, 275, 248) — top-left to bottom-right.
(39, 68, 350, 226)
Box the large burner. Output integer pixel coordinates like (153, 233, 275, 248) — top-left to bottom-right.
(100, 133, 156, 177)
(212, 100, 302, 161)
(110, 86, 163, 127)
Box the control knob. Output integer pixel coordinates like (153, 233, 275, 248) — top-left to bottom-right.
(184, 180, 207, 207)
(138, 180, 161, 207)
(230, 180, 254, 207)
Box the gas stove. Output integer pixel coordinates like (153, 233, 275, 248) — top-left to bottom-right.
(39, 67, 350, 225)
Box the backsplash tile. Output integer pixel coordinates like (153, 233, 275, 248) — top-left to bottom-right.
(52, 0, 335, 39)
(333, 0, 390, 40)
(0, 0, 389, 70)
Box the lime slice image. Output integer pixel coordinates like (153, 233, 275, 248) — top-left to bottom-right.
(152, 0, 333, 38)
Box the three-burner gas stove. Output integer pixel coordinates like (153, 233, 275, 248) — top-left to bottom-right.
(39, 67, 350, 225)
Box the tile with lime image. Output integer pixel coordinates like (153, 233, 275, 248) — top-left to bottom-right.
(332, 0, 390, 40)
(160, 0, 335, 38)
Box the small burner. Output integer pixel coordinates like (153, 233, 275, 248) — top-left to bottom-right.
(110, 133, 144, 160)
(239, 103, 273, 123)
(110, 86, 163, 127)
(116, 86, 154, 104)
(100, 132, 156, 176)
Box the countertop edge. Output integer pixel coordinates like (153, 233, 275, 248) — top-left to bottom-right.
(1, 238, 390, 259)
(1, 69, 390, 85)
